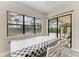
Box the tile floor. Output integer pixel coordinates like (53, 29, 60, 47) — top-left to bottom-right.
(60, 48, 79, 57)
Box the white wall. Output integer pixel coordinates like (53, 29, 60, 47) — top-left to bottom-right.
(0, 1, 45, 56)
(46, 2, 79, 52)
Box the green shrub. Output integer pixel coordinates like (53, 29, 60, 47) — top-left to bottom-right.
(48, 28, 61, 33)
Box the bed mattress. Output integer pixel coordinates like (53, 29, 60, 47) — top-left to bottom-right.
(10, 36, 58, 57)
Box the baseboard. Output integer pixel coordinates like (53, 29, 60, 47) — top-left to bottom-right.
(0, 51, 10, 57)
(71, 48, 79, 53)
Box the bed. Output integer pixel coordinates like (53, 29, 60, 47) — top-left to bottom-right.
(10, 36, 59, 57)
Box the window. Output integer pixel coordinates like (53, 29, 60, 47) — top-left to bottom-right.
(24, 16, 34, 34)
(58, 15, 71, 38)
(7, 11, 23, 36)
(35, 19, 42, 33)
(48, 18, 57, 37)
(7, 11, 42, 36)
(48, 15, 72, 38)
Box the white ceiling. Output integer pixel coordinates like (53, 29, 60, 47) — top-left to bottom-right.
(19, 1, 72, 15)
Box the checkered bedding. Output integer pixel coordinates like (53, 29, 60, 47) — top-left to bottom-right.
(11, 39, 58, 57)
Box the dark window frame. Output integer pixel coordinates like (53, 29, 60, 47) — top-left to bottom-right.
(7, 11, 24, 36)
(48, 18, 58, 37)
(48, 14, 72, 48)
(7, 11, 42, 36)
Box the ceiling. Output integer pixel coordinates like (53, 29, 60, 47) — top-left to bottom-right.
(19, 1, 71, 15)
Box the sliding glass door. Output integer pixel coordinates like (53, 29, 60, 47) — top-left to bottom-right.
(58, 15, 71, 48)
(48, 18, 58, 38)
(58, 15, 71, 39)
(48, 14, 72, 48)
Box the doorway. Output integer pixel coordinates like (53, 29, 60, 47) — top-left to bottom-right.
(48, 14, 72, 48)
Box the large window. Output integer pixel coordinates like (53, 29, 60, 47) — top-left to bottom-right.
(58, 15, 71, 38)
(48, 18, 57, 37)
(48, 14, 72, 48)
(7, 11, 42, 36)
(7, 11, 23, 36)
(24, 16, 34, 34)
(35, 19, 42, 33)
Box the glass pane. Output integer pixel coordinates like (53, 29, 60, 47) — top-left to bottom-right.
(8, 12, 23, 24)
(8, 25, 23, 36)
(25, 16, 34, 34)
(58, 15, 71, 38)
(35, 19, 42, 33)
(49, 18, 57, 37)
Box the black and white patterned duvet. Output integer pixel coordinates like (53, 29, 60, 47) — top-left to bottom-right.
(11, 39, 58, 57)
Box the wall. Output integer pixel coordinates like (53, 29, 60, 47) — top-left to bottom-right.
(46, 2, 79, 52)
(1, 1, 79, 56)
(0, 1, 45, 56)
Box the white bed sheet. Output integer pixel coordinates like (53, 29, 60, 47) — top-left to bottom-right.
(10, 36, 57, 52)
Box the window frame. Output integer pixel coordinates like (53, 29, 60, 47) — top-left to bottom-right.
(7, 11, 42, 36)
(48, 18, 58, 37)
(48, 14, 72, 48)
(7, 11, 24, 36)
